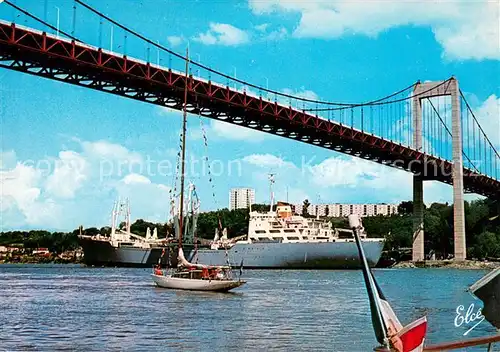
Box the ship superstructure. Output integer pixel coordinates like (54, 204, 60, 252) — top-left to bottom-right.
(190, 177, 385, 269)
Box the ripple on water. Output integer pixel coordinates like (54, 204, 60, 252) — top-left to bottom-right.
(0, 266, 497, 351)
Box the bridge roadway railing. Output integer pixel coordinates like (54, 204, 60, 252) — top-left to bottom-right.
(0, 21, 498, 199)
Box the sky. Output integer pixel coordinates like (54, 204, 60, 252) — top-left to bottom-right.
(0, 0, 499, 231)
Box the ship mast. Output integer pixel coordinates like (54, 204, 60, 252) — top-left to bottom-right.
(178, 47, 190, 249)
(111, 200, 117, 238)
(126, 198, 131, 233)
(269, 173, 275, 212)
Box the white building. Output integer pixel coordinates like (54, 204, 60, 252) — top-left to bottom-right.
(293, 203, 399, 217)
(229, 188, 255, 210)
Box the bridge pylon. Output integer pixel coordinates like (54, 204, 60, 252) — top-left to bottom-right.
(411, 77, 466, 262)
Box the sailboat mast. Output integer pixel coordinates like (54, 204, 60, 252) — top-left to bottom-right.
(269, 173, 275, 212)
(178, 47, 190, 248)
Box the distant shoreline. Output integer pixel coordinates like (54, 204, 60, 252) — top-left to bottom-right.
(0, 255, 81, 265)
(393, 260, 500, 270)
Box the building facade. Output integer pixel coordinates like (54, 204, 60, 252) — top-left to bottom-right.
(293, 203, 399, 217)
(229, 188, 255, 210)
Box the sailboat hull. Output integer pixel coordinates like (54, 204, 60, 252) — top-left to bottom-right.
(151, 274, 245, 292)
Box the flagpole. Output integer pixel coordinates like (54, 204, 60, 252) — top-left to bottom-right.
(349, 215, 391, 351)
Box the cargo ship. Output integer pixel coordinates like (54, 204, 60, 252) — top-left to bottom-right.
(78, 200, 177, 267)
(189, 177, 385, 269)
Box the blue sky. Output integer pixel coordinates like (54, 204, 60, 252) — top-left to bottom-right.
(1, 0, 499, 230)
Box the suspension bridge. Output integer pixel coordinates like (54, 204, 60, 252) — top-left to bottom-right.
(0, 0, 498, 262)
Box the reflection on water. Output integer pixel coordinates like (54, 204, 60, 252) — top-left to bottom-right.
(0, 265, 497, 351)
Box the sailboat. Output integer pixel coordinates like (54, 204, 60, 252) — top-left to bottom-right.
(151, 48, 246, 292)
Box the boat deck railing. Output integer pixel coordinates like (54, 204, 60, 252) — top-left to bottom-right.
(423, 334, 500, 351)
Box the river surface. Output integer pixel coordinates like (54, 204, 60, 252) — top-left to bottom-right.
(0, 265, 498, 351)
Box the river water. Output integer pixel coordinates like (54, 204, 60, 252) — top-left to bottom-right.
(0, 265, 498, 351)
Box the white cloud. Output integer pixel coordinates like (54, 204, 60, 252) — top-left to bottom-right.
(248, 0, 500, 61)
(194, 23, 250, 46)
(80, 139, 143, 164)
(167, 35, 183, 47)
(45, 151, 89, 199)
(265, 27, 288, 41)
(115, 175, 171, 222)
(0, 139, 177, 230)
(77, 139, 145, 179)
(122, 173, 151, 185)
(254, 23, 269, 32)
(240, 152, 457, 205)
(243, 153, 294, 169)
(0, 163, 62, 228)
(309, 157, 381, 188)
(473, 94, 500, 148)
(1, 163, 42, 213)
(193, 22, 288, 46)
(433, 5, 500, 61)
(308, 156, 458, 204)
(275, 87, 320, 110)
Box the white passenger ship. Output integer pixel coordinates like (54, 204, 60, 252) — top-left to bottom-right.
(190, 202, 385, 269)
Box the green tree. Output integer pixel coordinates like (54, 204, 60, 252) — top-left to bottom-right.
(100, 226, 111, 236)
(470, 231, 500, 259)
(398, 201, 413, 215)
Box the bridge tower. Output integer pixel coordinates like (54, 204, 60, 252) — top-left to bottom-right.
(412, 77, 466, 262)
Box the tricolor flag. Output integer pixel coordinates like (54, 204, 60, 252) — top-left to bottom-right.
(370, 271, 427, 352)
(350, 214, 427, 352)
(394, 316, 428, 352)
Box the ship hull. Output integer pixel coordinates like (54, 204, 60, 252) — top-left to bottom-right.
(78, 237, 190, 267)
(189, 240, 384, 269)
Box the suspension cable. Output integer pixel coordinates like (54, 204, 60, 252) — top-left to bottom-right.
(72, 0, 422, 107)
(3, 0, 82, 42)
(459, 90, 500, 160)
(4, 0, 426, 108)
(306, 78, 453, 112)
(426, 98, 480, 174)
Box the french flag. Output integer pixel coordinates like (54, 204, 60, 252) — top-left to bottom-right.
(394, 316, 427, 352)
(350, 213, 427, 352)
(373, 272, 427, 352)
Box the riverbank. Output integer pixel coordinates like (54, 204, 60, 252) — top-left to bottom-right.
(393, 260, 500, 269)
(0, 254, 82, 265)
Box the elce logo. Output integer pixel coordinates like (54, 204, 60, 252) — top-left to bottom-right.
(454, 303, 485, 336)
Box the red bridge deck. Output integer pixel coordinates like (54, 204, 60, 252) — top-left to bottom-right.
(0, 21, 498, 199)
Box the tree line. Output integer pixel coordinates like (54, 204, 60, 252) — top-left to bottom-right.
(1, 199, 498, 260)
